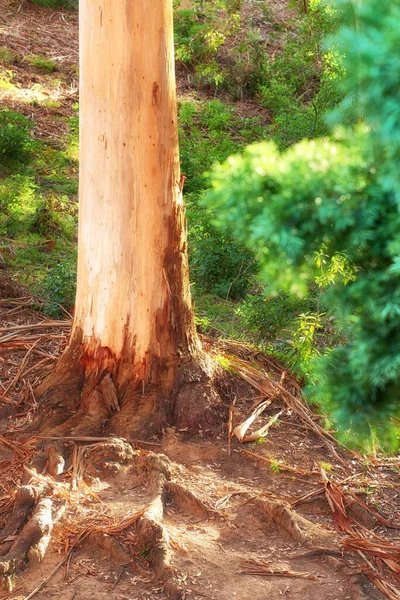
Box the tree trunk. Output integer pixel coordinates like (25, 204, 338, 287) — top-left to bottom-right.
(37, 0, 202, 408)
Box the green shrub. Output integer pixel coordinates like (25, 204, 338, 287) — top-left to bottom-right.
(235, 291, 317, 343)
(258, 0, 342, 148)
(187, 196, 257, 299)
(174, 1, 243, 92)
(38, 256, 77, 317)
(226, 28, 268, 99)
(32, 203, 76, 240)
(206, 122, 400, 450)
(0, 174, 76, 245)
(0, 110, 34, 166)
(174, 9, 211, 66)
(0, 175, 41, 236)
(179, 99, 266, 194)
(204, 0, 400, 454)
(178, 100, 265, 299)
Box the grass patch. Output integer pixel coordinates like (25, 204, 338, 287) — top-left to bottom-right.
(0, 47, 17, 64)
(23, 54, 57, 73)
(0, 69, 16, 91)
(0, 110, 35, 169)
(29, 0, 78, 9)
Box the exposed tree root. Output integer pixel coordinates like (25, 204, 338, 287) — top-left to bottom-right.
(253, 497, 308, 544)
(0, 485, 40, 545)
(0, 348, 373, 598)
(253, 497, 336, 546)
(0, 497, 53, 591)
(0, 427, 344, 600)
(164, 481, 212, 519)
(133, 455, 193, 598)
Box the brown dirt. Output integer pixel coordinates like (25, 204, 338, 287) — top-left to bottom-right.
(1, 280, 400, 600)
(0, 0, 78, 144)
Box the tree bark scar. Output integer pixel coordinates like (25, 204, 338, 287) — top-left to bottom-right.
(179, 175, 186, 192)
(152, 82, 160, 107)
(80, 342, 118, 378)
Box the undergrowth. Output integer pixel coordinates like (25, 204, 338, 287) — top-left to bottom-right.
(29, 0, 78, 9)
(0, 0, 343, 386)
(0, 108, 78, 316)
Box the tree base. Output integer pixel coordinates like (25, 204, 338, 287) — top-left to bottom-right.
(0, 352, 380, 600)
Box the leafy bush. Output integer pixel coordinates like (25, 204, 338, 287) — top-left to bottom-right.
(38, 256, 77, 317)
(174, 9, 212, 66)
(32, 201, 76, 240)
(0, 110, 34, 166)
(178, 100, 265, 298)
(205, 0, 400, 450)
(174, 1, 266, 96)
(223, 27, 269, 99)
(206, 122, 400, 450)
(258, 1, 342, 148)
(174, 0, 336, 101)
(179, 99, 266, 194)
(187, 195, 257, 299)
(235, 291, 317, 343)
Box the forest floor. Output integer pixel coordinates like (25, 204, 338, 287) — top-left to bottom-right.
(1, 277, 400, 600)
(0, 2, 400, 600)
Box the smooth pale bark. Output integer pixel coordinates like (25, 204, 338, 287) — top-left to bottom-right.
(63, 0, 199, 393)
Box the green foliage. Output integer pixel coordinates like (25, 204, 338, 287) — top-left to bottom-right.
(174, 9, 212, 65)
(206, 127, 400, 449)
(37, 255, 77, 317)
(179, 100, 265, 298)
(0, 108, 78, 316)
(187, 196, 257, 299)
(329, 0, 400, 193)
(285, 312, 324, 379)
(23, 55, 57, 73)
(174, 0, 338, 102)
(234, 291, 316, 343)
(0, 175, 41, 236)
(223, 26, 268, 99)
(174, 1, 242, 91)
(0, 110, 34, 167)
(174, 0, 271, 97)
(259, 0, 342, 148)
(29, 0, 78, 9)
(0, 47, 17, 64)
(179, 99, 266, 194)
(205, 0, 400, 451)
(270, 459, 281, 474)
(65, 115, 79, 162)
(31, 199, 76, 240)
